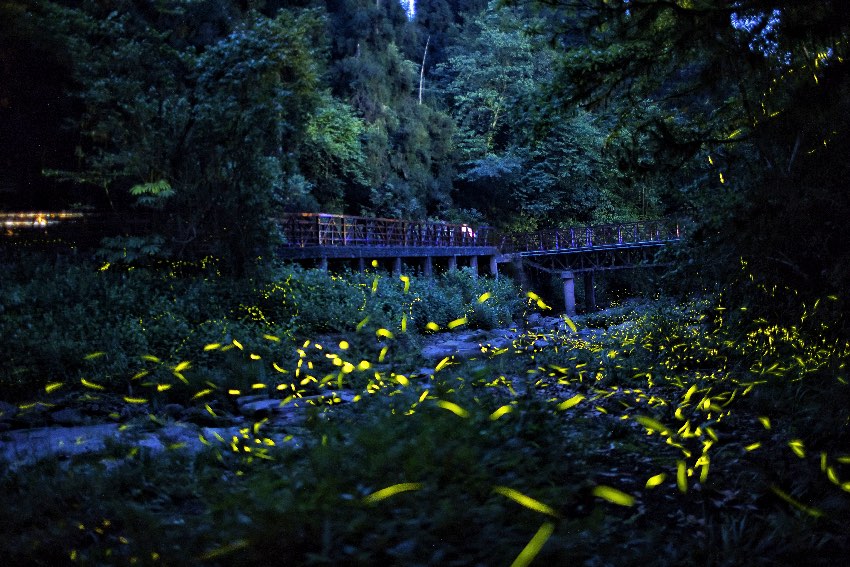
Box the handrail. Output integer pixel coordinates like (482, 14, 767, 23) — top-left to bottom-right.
(276, 212, 496, 248)
(2, 211, 680, 255)
(499, 219, 681, 254)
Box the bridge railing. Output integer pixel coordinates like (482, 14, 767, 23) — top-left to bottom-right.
(277, 213, 497, 248)
(500, 219, 680, 254)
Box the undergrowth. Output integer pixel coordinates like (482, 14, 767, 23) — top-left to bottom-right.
(1, 254, 850, 565)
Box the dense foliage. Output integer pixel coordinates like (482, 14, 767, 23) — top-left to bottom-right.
(2, 258, 850, 565)
(0, 0, 668, 271)
(2, 2, 850, 564)
(510, 0, 850, 308)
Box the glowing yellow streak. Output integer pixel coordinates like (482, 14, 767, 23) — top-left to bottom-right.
(536, 299, 551, 310)
(744, 442, 761, 451)
(788, 439, 806, 458)
(84, 352, 105, 360)
(357, 360, 371, 371)
(203, 343, 221, 351)
(273, 362, 287, 373)
(677, 461, 688, 493)
(683, 384, 698, 402)
(249, 354, 261, 360)
(489, 405, 514, 420)
(592, 485, 635, 506)
(376, 328, 394, 339)
(635, 415, 670, 435)
(401, 314, 408, 333)
(371, 277, 379, 293)
(228, 389, 241, 396)
(526, 291, 540, 301)
(493, 486, 560, 518)
(232, 339, 243, 350)
(123, 397, 148, 404)
(80, 378, 105, 391)
(447, 317, 468, 329)
(45, 382, 63, 394)
(395, 374, 409, 386)
(356, 317, 370, 331)
(426, 321, 440, 332)
(770, 486, 823, 517)
(199, 539, 249, 560)
(478, 292, 492, 303)
(436, 400, 470, 418)
(435, 357, 451, 372)
(192, 388, 213, 399)
(418, 390, 429, 403)
(141, 354, 160, 363)
(362, 482, 423, 504)
(173, 361, 191, 373)
(379, 346, 388, 362)
(400, 274, 410, 293)
(562, 315, 577, 333)
(645, 473, 666, 488)
(557, 394, 585, 411)
(131, 370, 149, 380)
(263, 334, 280, 342)
(510, 522, 555, 567)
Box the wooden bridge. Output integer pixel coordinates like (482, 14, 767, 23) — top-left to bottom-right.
(2, 211, 681, 313)
(276, 213, 680, 314)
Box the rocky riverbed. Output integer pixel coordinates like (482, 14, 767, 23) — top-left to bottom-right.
(0, 314, 609, 470)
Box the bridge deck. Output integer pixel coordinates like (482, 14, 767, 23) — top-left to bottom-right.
(2, 211, 680, 261)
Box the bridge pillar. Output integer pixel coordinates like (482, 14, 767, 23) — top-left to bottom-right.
(561, 271, 576, 317)
(423, 256, 433, 278)
(357, 257, 365, 273)
(584, 271, 596, 312)
(319, 256, 328, 272)
(489, 256, 498, 279)
(448, 255, 457, 271)
(393, 257, 402, 275)
(469, 256, 478, 278)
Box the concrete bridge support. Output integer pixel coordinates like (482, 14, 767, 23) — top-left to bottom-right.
(490, 256, 499, 279)
(469, 256, 478, 277)
(561, 271, 576, 317)
(448, 255, 457, 271)
(423, 256, 433, 278)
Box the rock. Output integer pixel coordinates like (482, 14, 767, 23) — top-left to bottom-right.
(179, 405, 228, 426)
(318, 390, 358, 404)
(421, 340, 483, 359)
(0, 401, 18, 421)
(163, 404, 185, 419)
(50, 408, 88, 426)
(527, 313, 543, 326)
(0, 423, 121, 468)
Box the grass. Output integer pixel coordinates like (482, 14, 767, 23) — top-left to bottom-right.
(1, 257, 850, 565)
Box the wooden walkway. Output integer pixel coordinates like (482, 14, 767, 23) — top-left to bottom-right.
(2, 210, 681, 313)
(2, 210, 680, 266)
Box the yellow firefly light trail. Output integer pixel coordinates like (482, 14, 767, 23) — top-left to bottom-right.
(362, 483, 423, 504)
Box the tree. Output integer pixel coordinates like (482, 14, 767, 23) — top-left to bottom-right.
(325, 0, 457, 218)
(36, 1, 324, 275)
(514, 0, 850, 298)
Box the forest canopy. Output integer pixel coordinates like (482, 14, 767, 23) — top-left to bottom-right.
(1, 0, 849, 296)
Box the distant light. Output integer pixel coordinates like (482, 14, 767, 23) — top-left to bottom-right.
(400, 0, 415, 20)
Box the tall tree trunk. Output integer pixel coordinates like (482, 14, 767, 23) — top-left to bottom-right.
(419, 35, 430, 105)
